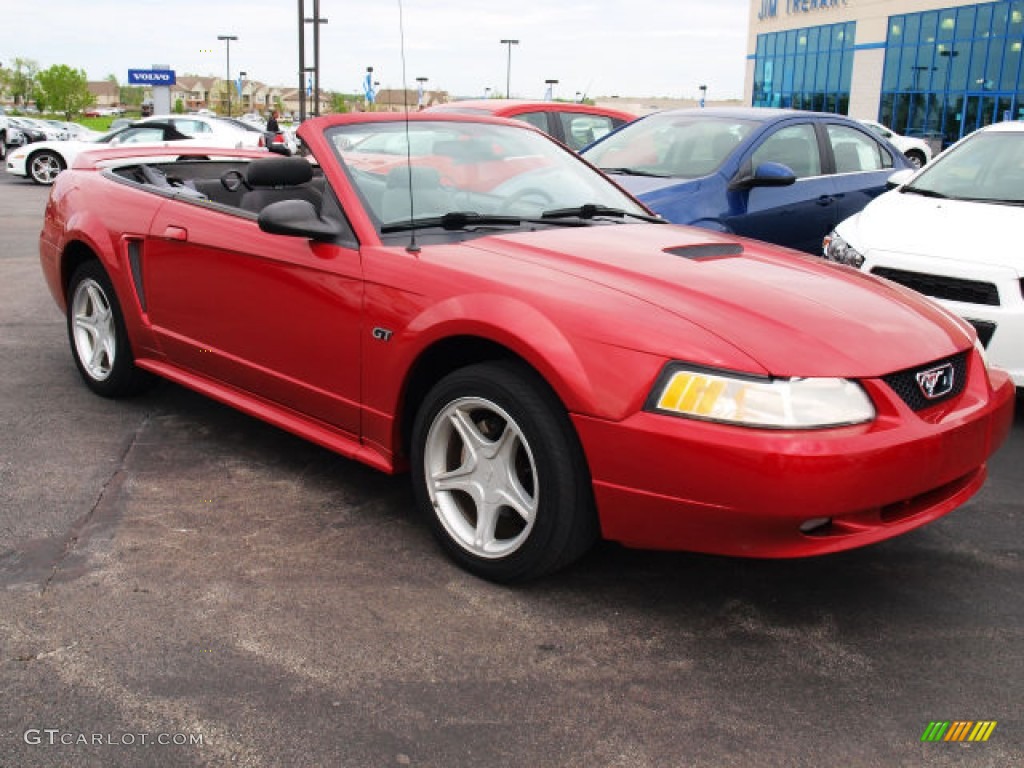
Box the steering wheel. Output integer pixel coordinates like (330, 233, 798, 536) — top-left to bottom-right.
(221, 169, 252, 193)
(500, 187, 554, 214)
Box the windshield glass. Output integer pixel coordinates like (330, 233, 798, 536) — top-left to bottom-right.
(583, 113, 757, 179)
(905, 130, 1024, 204)
(327, 120, 648, 232)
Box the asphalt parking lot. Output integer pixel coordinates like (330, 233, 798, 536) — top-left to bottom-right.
(0, 169, 1021, 768)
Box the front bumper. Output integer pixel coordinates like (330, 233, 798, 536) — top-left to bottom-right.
(573, 356, 1014, 557)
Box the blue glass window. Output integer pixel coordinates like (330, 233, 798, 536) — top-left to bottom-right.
(753, 21, 856, 112)
(879, 1, 1024, 147)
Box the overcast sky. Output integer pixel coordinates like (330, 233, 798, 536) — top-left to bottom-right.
(1, 0, 751, 101)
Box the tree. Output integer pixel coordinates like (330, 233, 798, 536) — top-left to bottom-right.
(36, 64, 93, 120)
(119, 85, 145, 109)
(0, 57, 39, 108)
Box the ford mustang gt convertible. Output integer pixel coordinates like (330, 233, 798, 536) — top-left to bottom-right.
(38, 113, 1015, 582)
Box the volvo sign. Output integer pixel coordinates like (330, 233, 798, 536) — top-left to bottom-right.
(127, 69, 176, 85)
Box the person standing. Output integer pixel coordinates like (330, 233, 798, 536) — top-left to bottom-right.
(266, 110, 280, 132)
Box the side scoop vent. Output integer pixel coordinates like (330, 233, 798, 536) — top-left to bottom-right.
(664, 243, 744, 261)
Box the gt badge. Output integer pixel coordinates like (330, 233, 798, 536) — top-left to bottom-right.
(372, 327, 393, 342)
(916, 362, 954, 400)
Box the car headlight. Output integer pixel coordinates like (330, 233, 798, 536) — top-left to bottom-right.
(822, 230, 865, 268)
(647, 365, 875, 429)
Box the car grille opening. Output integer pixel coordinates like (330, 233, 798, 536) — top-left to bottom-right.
(966, 318, 997, 347)
(871, 267, 1000, 307)
(881, 351, 969, 411)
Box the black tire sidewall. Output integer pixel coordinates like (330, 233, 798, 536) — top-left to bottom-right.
(411, 360, 596, 583)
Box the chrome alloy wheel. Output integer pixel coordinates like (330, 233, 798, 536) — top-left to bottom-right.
(29, 152, 63, 184)
(423, 396, 539, 559)
(71, 277, 117, 381)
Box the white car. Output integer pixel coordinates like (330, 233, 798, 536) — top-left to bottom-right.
(6, 115, 267, 185)
(824, 120, 1024, 388)
(860, 119, 933, 168)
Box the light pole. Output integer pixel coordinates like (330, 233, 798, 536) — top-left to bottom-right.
(304, 0, 328, 116)
(217, 34, 238, 116)
(500, 39, 519, 98)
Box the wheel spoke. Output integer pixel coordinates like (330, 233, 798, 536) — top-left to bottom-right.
(474, 499, 502, 551)
(449, 406, 493, 457)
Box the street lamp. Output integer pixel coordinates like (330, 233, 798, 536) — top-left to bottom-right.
(304, 1, 328, 117)
(217, 34, 238, 116)
(500, 39, 519, 98)
(699, 84, 707, 108)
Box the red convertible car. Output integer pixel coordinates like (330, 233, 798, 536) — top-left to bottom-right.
(39, 113, 1014, 582)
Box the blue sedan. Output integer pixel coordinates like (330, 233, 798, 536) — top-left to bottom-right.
(582, 107, 911, 254)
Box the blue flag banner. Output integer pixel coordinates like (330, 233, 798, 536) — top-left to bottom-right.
(363, 72, 376, 103)
(236, 76, 244, 97)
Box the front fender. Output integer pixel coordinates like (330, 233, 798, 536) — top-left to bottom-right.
(360, 290, 667, 460)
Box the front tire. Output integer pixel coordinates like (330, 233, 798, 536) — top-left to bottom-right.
(411, 361, 597, 583)
(28, 150, 65, 185)
(67, 261, 153, 398)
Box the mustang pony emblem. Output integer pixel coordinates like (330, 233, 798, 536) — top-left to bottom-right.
(916, 363, 955, 399)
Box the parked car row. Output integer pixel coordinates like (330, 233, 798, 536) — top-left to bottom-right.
(8, 101, 1017, 389)
(6, 114, 273, 185)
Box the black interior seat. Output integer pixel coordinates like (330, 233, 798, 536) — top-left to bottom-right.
(239, 156, 322, 213)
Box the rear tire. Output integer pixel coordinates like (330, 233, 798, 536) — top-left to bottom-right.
(67, 261, 154, 398)
(411, 360, 598, 583)
(905, 149, 926, 169)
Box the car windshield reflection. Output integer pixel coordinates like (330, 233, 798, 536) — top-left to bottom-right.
(584, 114, 757, 179)
(327, 121, 649, 234)
(904, 132, 1024, 205)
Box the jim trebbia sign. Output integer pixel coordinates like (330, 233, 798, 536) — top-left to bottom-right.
(759, 0, 847, 22)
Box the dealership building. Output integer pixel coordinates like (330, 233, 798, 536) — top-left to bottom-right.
(745, 0, 1024, 147)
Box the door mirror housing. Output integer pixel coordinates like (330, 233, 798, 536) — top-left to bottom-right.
(729, 161, 797, 190)
(885, 168, 915, 189)
(258, 199, 342, 241)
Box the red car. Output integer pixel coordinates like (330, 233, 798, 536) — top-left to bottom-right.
(39, 113, 1014, 582)
(425, 99, 634, 150)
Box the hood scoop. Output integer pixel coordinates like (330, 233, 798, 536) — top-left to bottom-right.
(664, 243, 744, 261)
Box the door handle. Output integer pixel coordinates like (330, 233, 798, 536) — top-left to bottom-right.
(162, 225, 188, 241)
(815, 195, 835, 206)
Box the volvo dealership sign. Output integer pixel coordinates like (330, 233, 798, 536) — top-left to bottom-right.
(127, 69, 176, 85)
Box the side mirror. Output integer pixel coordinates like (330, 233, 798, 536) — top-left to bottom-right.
(885, 168, 915, 189)
(729, 161, 797, 190)
(258, 199, 342, 241)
